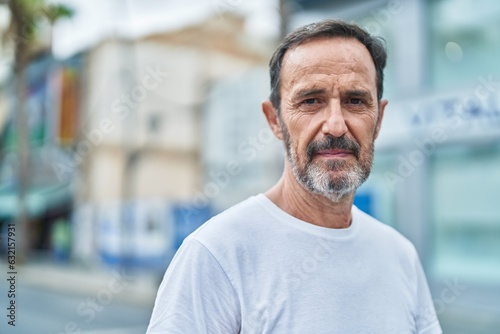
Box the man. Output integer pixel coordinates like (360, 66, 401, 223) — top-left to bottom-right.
(147, 19, 442, 334)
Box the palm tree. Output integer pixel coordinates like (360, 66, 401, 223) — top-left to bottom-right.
(2, 0, 72, 262)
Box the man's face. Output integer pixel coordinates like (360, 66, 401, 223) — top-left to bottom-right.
(270, 37, 387, 202)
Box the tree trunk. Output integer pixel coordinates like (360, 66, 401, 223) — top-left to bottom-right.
(9, 0, 31, 264)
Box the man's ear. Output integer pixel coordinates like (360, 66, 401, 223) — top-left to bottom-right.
(262, 100, 283, 140)
(374, 99, 388, 140)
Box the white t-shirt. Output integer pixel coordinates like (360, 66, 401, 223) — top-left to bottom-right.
(147, 194, 442, 334)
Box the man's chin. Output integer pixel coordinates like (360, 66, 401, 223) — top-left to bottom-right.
(311, 187, 354, 203)
(308, 168, 367, 195)
(316, 163, 351, 176)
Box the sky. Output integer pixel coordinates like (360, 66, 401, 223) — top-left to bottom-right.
(53, 0, 281, 59)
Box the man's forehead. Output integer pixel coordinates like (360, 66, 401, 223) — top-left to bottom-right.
(280, 37, 377, 87)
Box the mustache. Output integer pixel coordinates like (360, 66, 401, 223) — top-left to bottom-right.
(306, 136, 360, 161)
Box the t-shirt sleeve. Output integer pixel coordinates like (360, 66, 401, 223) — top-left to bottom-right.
(146, 236, 241, 334)
(413, 251, 442, 334)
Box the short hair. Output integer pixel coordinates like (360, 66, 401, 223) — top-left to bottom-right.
(269, 19, 387, 113)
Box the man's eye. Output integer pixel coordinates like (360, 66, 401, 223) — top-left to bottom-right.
(349, 98, 363, 105)
(303, 98, 319, 105)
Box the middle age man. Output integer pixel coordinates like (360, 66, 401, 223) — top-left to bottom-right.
(146, 19, 442, 334)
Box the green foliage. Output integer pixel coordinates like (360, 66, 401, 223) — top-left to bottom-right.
(2, 0, 74, 59)
(9, 0, 74, 35)
(16, 0, 73, 18)
(44, 3, 73, 23)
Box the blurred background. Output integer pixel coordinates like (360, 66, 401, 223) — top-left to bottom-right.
(0, 0, 499, 333)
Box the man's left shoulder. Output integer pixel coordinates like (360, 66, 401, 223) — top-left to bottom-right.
(354, 206, 417, 254)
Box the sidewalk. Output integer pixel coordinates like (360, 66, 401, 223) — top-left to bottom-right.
(0, 260, 161, 308)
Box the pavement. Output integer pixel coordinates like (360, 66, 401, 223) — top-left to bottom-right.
(0, 259, 161, 308)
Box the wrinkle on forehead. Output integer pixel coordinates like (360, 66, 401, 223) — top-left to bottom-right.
(281, 37, 377, 95)
(287, 74, 374, 99)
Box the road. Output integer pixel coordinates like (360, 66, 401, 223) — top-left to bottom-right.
(0, 285, 153, 334)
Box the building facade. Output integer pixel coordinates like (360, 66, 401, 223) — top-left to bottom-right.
(71, 14, 279, 268)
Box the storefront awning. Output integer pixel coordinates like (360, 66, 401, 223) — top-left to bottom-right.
(0, 182, 72, 220)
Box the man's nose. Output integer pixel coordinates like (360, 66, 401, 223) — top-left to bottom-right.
(321, 99, 348, 137)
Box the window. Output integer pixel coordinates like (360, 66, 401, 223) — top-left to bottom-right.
(430, 144, 500, 283)
(428, 0, 500, 90)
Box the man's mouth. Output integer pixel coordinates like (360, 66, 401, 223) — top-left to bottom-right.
(306, 135, 360, 161)
(316, 149, 353, 158)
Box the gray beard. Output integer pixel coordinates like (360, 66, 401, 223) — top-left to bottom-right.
(279, 118, 372, 203)
(289, 150, 368, 202)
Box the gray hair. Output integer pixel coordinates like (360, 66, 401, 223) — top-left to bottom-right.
(269, 19, 387, 114)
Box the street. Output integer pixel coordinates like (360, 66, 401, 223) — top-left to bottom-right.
(0, 285, 153, 334)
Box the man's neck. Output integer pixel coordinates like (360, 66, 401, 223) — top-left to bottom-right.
(265, 168, 354, 229)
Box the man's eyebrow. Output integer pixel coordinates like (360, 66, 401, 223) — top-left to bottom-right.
(294, 88, 327, 99)
(344, 89, 372, 99)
